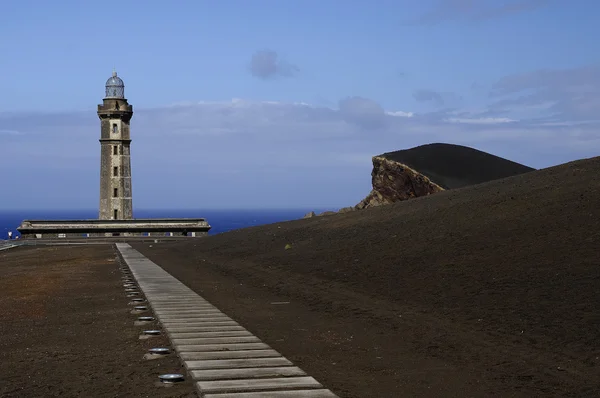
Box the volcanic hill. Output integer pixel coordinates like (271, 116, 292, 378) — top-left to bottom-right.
(356, 142, 536, 209)
(134, 155, 600, 397)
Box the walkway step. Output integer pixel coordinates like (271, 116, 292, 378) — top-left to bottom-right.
(162, 321, 241, 327)
(173, 336, 261, 346)
(116, 243, 338, 397)
(203, 390, 338, 398)
(180, 349, 282, 361)
(197, 376, 322, 394)
(154, 309, 222, 314)
(185, 357, 293, 370)
(174, 342, 270, 352)
(192, 366, 306, 381)
(157, 314, 232, 320)
(168, 325, 245, 333)
(169, 331, 252, 338)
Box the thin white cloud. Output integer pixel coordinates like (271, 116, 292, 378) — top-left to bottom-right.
(445, 117, 517, 124)
(387, 110, 414, 117)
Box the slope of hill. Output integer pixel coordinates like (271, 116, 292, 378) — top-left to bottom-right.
(134, 155, 600, 397)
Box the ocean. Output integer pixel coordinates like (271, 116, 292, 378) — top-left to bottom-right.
(0, 208, 332, 239)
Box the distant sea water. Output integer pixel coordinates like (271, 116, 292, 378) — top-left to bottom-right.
(0, 208, 334, 239)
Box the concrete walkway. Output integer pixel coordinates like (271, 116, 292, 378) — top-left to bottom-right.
(116, 243, 339, 398)
(0, 242, 18, 251)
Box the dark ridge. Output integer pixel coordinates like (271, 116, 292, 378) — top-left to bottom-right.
(379, 142, 536, 189)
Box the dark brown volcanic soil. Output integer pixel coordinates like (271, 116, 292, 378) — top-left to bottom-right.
(380, 143, 536, 189)
(133, 156, 600, 398)
(0, 245, 196, 398)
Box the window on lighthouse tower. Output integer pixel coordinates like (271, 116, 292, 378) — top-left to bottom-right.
(112, 123, 118, 134)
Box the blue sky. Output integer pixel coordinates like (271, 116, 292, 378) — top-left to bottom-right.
(1, 0, 599, 210)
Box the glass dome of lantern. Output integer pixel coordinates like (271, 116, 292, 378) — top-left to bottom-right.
(105, 70, 125, 99)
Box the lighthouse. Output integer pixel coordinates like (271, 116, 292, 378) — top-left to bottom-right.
(97, 71, 133, 220)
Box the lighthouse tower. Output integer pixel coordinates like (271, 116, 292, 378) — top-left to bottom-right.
(97, 71, 133, 220)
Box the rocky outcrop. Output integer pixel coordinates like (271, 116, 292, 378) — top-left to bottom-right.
(303, 211, 317, 218)
(303, 210, 342, 218)
(303, 143, 535, 217)
(355, 156, 444, 210)
(303, 207, 356, 218)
